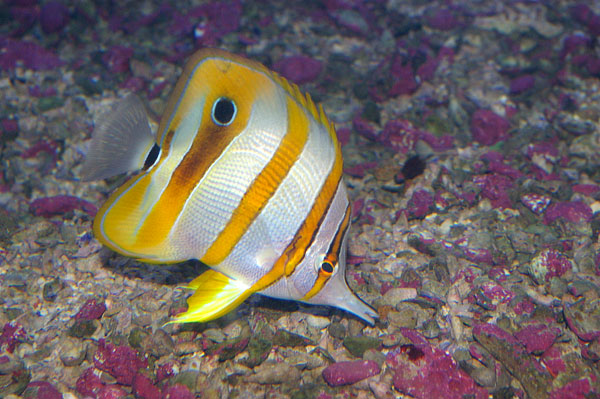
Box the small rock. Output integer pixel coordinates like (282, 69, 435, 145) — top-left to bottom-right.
(247, 361, 301, 384)
(564, 300, 600, 342)
(322, 360, 380, 387)
(473, 323, 551, 398)
(327, 322, 346, 339)
(363, 348, 386, 367)
(306, 315, 330, 330)
(245, 335, 272, 368)
(162, 384, 194, 399)
(528, 249, 573, 284)
(58, 337, 87, 367)
(205, 337, 249, 362)
(128, 327, 150, 349)
(202, 328, 227, 343)
(381, 288, 418, 306)
(42, 278, 62, 302)
(343, 336, 382, 358)
(68, 320, 98, 338)
(21, 381, 62, 399)
(272, 329, 313, 347)
(75, 299, 107, 321)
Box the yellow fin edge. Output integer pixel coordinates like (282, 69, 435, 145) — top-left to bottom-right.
(169, 269, 252, 324)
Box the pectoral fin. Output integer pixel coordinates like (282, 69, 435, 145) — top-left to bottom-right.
(171, 269, 252, 323)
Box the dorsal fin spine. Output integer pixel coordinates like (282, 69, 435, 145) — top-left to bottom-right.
(266, 68, 339, 147)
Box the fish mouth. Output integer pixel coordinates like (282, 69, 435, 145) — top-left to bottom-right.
(337, 289, 378, 325)
(307, 271, 378, 325)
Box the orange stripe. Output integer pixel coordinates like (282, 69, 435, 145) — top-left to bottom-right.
(132, 61, 271, 250)
(201, 96, 310, 265)
(94, 172, 152, 255)
(249, 126, 344, 293)
(302, 202, 351, 300)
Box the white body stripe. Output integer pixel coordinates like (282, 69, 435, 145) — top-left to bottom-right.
(216, 114, 337, 285)
(261, 180, 348, 299)
(168, 85, 288, 259)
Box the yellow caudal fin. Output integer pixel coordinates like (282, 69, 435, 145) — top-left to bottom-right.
(171, 269, 252, 323)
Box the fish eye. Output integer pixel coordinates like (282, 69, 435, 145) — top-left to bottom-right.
(320, 260, 335, 275)
(143, 143, 161, 170)
(211, 97, 236, 126)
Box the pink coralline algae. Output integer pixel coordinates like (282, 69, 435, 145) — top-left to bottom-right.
(425, 7, 460, 31)
(513, 297, 535, 316)
(40, 1, 70, 34)
(0, 321, 27, 353)
(509, 75, 535, 95)
(521, 193, 551, 214)
(475, 281, 514, 309)
(352, 116, 379, 142)
(526, 141, 559, 162)
(570, 4, 600, 36)
(549, 378, 593, 399)
(76, 367, 105, 398)
(572, 184, 600, 196)
(21, 140, 59, 165)
(75, 299, 107, 321)
(344, 161, 377, 178)
(407, 190, 434, 219)
(543, 201, 592, 224)
(481, 153, 523, 179)
(97, 385, 128, 399)
(462, 247, 494, 265)
(322, 359, 380, 387)
(0, 38, 64, 71)
(188, 0, 242, 46)
(133, 373, 161, 399)
(514, 323, 560, 354)
(529, 249, 573, 284)
(387, 329, 487, 399)
(30, 195, 97, 218)
(470, 109, 510, 146)
(273, 55, 323, 85)
(93, 339, 147, 385)
(102, 45, 134, 74)
(472, 173, 514, 209)
(23, 381, 63, 399)
(541, 346, 566, 376)
(382, 119, 418, 154)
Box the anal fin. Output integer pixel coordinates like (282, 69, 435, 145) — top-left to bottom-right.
(171, 269, 252, 323)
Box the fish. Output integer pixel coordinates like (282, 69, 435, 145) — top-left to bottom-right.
(81, 48, 377, 325)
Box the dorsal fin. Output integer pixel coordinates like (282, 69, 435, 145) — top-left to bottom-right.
(267, 69, 339, 147)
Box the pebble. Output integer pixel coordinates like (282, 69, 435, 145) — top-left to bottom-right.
(58, 337, 87, 367)
(322, 360, 380, 387)
(381, 287, 418, 306)
(246, 361, 301, 384)
(305, 315, 331, 330)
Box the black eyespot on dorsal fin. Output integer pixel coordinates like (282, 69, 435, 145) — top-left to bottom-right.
(143, 143, 160, 170)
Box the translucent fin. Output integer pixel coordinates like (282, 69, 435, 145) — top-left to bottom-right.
(171, 269, 252, 324)
(81, 94, 155, 181)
